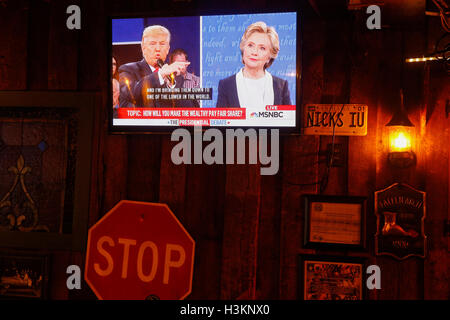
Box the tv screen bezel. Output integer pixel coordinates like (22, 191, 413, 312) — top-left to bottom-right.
(107, 7, 303, 135)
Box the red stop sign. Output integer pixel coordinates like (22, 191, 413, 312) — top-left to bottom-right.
(84, 200, 195, 300)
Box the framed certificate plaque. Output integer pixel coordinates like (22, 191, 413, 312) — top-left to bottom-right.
(303, 195, 366, 249)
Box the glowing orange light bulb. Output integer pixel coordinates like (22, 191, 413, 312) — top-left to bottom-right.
(388, 126, 413, 153)
(393, 132, 409, 150)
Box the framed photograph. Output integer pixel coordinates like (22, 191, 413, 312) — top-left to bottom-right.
(303, 195, 366, 249)
(0, 252, 50, 299)
(299, 255, 366, 300)
(0, 92, 95, 250)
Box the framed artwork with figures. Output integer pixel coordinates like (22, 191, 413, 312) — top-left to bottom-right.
(0, 252, 50, 299)
(299, 255, 366, 300)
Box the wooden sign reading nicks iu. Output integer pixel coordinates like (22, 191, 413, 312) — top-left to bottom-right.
(303, 104, 368, 136)
(375, 183, 427, 260)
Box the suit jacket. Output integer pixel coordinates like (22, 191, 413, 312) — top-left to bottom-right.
(118, 59, 199, 108)
(216, 73, 291, 108)
(118, 59, 151, 108)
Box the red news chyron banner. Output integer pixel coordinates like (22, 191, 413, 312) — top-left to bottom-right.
(117, 108, 245, 120)
(117, 105, 295, 120)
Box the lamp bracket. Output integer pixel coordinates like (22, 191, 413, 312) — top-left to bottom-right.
(388, 151, 416, 168)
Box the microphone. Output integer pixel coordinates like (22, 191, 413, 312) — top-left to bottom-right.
(156, 59, 165, 69)
(157, 59, 175, 85)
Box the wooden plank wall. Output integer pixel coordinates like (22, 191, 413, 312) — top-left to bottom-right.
(0, 0, 448, 300)
(422, 16, 450, 299)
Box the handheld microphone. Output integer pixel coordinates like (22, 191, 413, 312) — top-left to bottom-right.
(156, 59, 165, 69)
(156, 59, 175, 85)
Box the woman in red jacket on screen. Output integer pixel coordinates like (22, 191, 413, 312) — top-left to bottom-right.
(216, 21, 291, 109)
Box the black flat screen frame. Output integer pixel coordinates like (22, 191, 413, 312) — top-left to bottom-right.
(107, 5, 304, 135)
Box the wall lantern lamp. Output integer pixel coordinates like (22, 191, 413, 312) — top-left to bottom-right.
(386, 91, 416, 168)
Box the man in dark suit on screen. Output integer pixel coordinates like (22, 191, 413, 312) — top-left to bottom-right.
(118, 25, 195, 108)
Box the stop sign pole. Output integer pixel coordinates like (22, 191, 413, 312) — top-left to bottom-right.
(84, 200, 195, 300)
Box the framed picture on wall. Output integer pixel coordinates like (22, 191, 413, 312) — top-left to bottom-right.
(0, 252, 50, 299)
(299, 255, 366, 300)
(303, 195, 367, 249)
(0, 92, 95, 251)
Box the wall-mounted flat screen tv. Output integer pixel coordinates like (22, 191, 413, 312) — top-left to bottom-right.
(110, 11, 299, 133)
